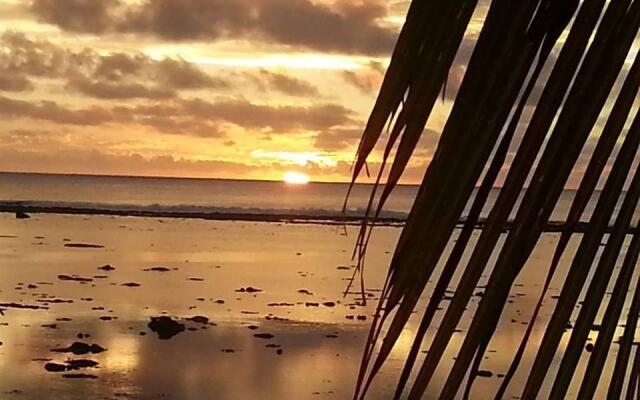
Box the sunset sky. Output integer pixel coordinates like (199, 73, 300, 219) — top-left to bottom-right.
(0, 0, 635, 184)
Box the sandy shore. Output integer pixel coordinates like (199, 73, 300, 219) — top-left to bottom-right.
(0, 212, 623, 399)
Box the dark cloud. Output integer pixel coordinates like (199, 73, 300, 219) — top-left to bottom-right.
(341, 61, 385, 93)
(92, 52, 149, 80)
(0, 145, 256, 178)
(179, 98, 355, 131)
(29, 0, 397, 55)
(30, 0, 116, 34)
(0, 95, 355, 135)
(0, 32, 91, 77)
(66, 76, 175, 99)
(0, 96, 116, 125)
(0, 74, 33, 92)
(250, 70, 319, 97)
(314, 127, 362, 151)
(156, 58, 228, 90)
(0, 33, 228, 99)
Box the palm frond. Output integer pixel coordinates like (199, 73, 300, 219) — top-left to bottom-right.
(349, 0, 640, 398)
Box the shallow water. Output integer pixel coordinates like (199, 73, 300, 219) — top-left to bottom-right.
(0, 212, 634, 399)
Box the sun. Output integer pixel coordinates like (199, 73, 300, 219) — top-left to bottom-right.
(283, 171, 310, 184)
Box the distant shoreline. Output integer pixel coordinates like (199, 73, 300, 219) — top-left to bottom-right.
(1, 204, 634, 233)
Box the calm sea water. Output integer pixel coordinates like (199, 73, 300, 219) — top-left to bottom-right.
(0, 172, 627, 222)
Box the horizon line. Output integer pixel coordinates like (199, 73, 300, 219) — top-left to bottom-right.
(0, 170, 424, 187)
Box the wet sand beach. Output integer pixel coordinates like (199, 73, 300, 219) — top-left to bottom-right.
(0, 211, 631, 399)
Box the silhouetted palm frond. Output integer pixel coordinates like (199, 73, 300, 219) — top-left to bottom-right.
(350, 0, 640, 398)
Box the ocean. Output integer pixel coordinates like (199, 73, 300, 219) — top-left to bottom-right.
(0, 172, 628, 224)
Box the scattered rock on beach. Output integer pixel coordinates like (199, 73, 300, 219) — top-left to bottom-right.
(64, 243, 104, 249)
(0, 302, 45, 310)
(15, 211, 30, 219)
(58, 275, 93, 283)
(52, 342, 106, 355)
(143, 266, 171, 272)
(45, 359, 99, 372)
(62, 373, 98, 379)
(235, 287, 262, 293)
(221, 349, 235, 353)
(44, 362, 67, 372)
(148, 316, 185, 339)
(253, 333, 274, 339)
(66, 359, 99, 370)
(185, 316, 209, 324)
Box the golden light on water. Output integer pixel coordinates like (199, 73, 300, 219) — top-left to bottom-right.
(283, 171, 310, 184)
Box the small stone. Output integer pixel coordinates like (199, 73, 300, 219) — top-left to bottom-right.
(253, 333, 274, 339)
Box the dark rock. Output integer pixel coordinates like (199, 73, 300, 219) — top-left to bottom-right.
(15, 211, 30, 219)
(186, 316, 209, 324)
(44, 362, 67, 372)
(253, 333, 274, 339)
(58, 275, 92, 283)
(477, 370, 494, 378)
(144, 266, 171, 272)
(236, 287, 262, 293)
(148, 316, 185, 340)
(98, 264, 115, 271)
(221, 349, 235, 353)
(64, 243, 104, 249)
(121, 282, 140, 287)
(52, 342, 106, 355)
(298, 289, 313, 295)
(66, 359, 99, 370)
(323, 302, 336, 307)
(62, 373, 98, 379)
